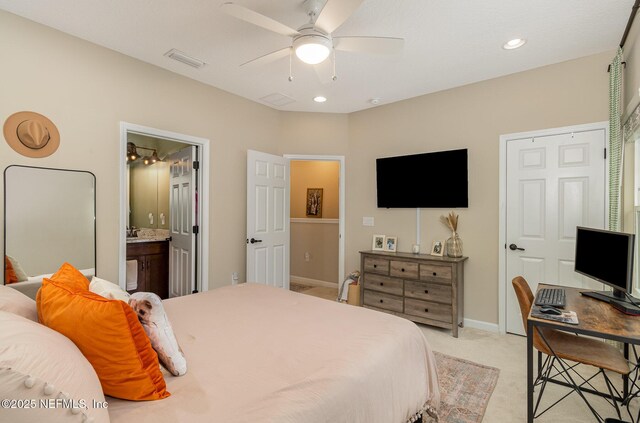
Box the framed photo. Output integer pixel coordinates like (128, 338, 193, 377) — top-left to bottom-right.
(430, 240, 444, 256)
(306, 188, 323, 218)
(385, 236, 397, 252)
(372, 234, 386, 251)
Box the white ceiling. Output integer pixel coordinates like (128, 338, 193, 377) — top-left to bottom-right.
(0, 0, 634, 113)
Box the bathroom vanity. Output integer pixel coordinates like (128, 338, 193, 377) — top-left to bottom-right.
(126, 239, 169, 299)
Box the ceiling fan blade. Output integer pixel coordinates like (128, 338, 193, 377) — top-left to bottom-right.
(221, 2, 300, 37)
(313, 58, 335, 85)
(240, 47, 291, 67)
(333, 37, 404, 55)
(314, 0, 364, 34)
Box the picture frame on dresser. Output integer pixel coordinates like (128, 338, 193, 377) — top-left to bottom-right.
(359, 250, 468, 337)
(372, 235, 386, 251)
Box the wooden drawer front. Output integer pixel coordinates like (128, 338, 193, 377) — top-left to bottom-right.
(363, 274, 403, 296)
(419, 264, 452, 283)
(363, 257, 390, 275)
(405, 281, 451, 303)
(364, 290, 403, 313)
(390, 261, 419, 279)
(405, 298, 452, 323)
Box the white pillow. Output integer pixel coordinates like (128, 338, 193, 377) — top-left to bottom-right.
(7, 255, 28, 282)
(0, 284, 37, 321)
(130, 292, 187, 376)
(0, 311, 109, 423)
(89, 276, 130, 302)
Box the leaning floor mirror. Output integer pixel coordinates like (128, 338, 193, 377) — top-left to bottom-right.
(4, 165, 96, 298)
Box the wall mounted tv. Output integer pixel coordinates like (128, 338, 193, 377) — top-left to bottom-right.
(376, 149, 468, 208)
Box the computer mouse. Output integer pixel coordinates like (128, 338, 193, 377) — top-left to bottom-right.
(540, 306, 563, 315)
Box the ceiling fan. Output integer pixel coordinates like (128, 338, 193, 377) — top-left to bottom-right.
(221, 0, 404, 76)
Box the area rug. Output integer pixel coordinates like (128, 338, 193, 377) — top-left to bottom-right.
(434, 351, 499, 423)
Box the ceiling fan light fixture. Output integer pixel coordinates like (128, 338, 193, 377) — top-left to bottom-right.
(294, 34, 331, 65)
(503, 38, 526, 50)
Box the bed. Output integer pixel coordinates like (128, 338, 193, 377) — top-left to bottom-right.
(106, 283, 440, 423)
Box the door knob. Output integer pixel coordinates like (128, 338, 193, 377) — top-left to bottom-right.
(509, 243, 525, 251)
(249, 238, 263, 244)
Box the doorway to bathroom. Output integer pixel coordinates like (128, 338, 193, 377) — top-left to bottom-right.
(119, 122, 210, 298)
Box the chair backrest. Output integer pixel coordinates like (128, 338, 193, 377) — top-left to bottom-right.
(512, 276, 534, 331)
(512, 276, 550, 354)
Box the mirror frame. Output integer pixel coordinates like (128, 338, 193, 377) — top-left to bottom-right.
(3, 165, 97, 284)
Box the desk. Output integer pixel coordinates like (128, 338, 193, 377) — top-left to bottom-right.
(527, 284, 640, 422)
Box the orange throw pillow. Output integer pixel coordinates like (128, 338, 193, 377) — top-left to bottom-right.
(4, 256, 18, 285)
(49, 262, 90, 291)
(37, 278, 169, 401)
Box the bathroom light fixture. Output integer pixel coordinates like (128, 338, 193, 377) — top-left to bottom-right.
(150, 151, 159, 164)
(503, 38, 526, 50)
(127, 142, 139, 161)
(313, 96, 327, 103)
(294, 33, 331, 65)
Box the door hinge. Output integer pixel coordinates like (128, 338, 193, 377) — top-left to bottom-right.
(193, 161, 200, 170)
(604, 148, 607, 159)
(193, 225, 199, 234)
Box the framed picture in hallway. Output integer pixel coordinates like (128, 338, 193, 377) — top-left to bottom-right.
(306, 188, 323, 218)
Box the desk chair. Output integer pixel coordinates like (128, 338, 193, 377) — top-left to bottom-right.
(513, 276, 632, 421)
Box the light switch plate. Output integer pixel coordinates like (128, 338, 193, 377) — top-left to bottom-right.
(362, 216, 374, 226)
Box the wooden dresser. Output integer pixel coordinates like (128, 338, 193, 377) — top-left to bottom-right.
(359, 250, 467, 337)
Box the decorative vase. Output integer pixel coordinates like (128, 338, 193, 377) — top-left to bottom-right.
(446, 232, 463, 258)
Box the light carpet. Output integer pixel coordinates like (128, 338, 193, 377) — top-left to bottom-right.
(435, 352, 499, 423)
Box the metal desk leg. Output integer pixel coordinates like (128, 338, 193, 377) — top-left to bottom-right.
(527, 320, 534, 423)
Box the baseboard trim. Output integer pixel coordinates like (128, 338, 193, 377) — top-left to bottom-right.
(290, 275, 338, 288)
(463, 318, 500, 333)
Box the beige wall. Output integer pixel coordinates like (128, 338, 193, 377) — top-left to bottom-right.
(290, 223, 339, 284)
(290, 161, 339, 218)
(0, 11, 281, 289)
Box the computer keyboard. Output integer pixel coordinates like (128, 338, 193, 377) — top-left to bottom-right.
(534, 288, 566, 308)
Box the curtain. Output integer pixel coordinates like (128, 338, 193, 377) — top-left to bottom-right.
(609, 47, 624, 231)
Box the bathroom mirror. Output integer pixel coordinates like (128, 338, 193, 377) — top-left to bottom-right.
(128, 161, 169, 229)
(4, 165, 96, 286)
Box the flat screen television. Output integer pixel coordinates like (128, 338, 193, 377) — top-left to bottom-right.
(376, 149, 468, 208)
(574, 226, 635, 300)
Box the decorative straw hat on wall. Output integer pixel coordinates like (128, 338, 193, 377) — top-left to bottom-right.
(3, 111, 60, 158)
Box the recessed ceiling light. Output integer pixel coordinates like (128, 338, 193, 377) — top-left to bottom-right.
(503, 38, 526, 50)
(313, 96, 327, 103)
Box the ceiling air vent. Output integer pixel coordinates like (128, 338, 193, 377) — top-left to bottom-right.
(259, 93, 296, 107)
(164, 49, 206, 69)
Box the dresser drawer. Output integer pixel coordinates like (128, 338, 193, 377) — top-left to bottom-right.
(363, 257, 390, 275)
(419, 263, 452, 283)
(390, 261, 419, 279)
(404, 281, 451, 303)
(405, 298, 452, 323)
(363, 290, 403, 313)
(363, 274, 403, 296)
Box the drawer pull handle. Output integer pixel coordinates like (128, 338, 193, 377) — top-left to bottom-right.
(380, 282, 384, 286)
(424, 308, 429, 313)
(379, 299, 384, 303)
(424, 290, 429, 294)
(373, 264, 377, 268)
(432, 272, 437, 276)
(401, 268, 405, 272)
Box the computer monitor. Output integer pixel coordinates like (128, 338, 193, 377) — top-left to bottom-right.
(574, 226, 635, 300)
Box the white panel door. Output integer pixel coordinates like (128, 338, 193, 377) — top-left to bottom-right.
(505, 130, 606, 335)
(246, 150, 290, 288)
(168, 146, 197, 298)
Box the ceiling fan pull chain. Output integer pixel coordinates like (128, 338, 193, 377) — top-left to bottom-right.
(332, 48, 337, 81)
(288, 47, 294, 82)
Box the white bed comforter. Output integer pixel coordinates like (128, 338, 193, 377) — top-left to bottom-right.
(107, 283, 439, 423)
